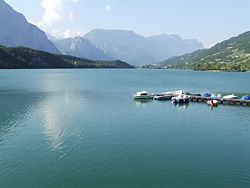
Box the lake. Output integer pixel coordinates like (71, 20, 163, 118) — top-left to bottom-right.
(0, 69, 250, 188)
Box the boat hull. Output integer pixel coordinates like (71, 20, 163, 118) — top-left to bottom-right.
(172, 98, 189, 103)
(133, 96, 153, 99)
(154, 95, 172, 100)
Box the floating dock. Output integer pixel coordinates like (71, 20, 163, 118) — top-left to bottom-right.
(190, 96, 250, 106)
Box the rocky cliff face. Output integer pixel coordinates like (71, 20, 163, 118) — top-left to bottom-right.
(54, 37, 113, 60)
(0, 0, 59, 54)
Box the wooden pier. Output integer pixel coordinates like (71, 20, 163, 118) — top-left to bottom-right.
(190, 96, 250, 106)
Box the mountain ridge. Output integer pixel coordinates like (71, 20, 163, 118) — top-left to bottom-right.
(158, 31, 250, 72)
(83, 29, 204, 65)
(0, 0, 59, 54)
(0, 45, 134, 69)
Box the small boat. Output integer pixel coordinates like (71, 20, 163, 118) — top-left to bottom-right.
(161, 91, 175, 95)
(241, 96, 250, 100)
(211, 94, 222, 99)
(172, 94, 190, 103)
(207, 100, 219, 106)
(222, 94, 238, 99)
(174, 90, 189, 95)
(133, 91, 153, 99)
(154, 95, 172, 100)
(201, 93, 211, 97)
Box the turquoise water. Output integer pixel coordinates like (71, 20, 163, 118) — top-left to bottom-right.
(0, 69, 250, 188)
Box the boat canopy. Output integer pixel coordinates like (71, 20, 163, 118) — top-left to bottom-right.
(137, 91, 148, 94)
(201, 93, 211, 97)
(241, 96, 250, 100)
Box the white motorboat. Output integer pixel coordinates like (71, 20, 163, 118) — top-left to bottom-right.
(133, 91, 153, 99)
(172, 94, 190, 103)
(222, 94, 238, 99)
(207, 100, 219, 106)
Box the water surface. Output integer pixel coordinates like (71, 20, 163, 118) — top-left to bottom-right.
(0, 69, 250, 188)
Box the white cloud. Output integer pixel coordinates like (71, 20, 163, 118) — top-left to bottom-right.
(64, 29, 82, 38)
(29, 0, 82, 40)
(40, 0, 79, 26)
(47, 29, 82, 39)
(105, 5, 111, 11)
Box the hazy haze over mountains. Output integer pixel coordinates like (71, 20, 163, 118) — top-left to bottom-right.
(0, 0, 59, 54)
(146, 34, 204, 61)
(53, 29, 204, 65)
(84, 29, 204, 65)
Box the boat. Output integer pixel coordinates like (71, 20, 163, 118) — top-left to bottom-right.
(172, 94, 190, 103)
(159, 90, 190, 97)
(211, 94, 222, 99)
(191, 93, 201, 97)
(154, 95, 172, 100)
(241, 96, 250, 100)
(222, 94, 238, 99)
(207, 100, 219, 106)
(201, 93, 211, 97)
(173, 103, 189, 110)
(133, 91, 153, 99)
(174, 90, 186, 95)
(171, 69, 190, 103)
(161, 91, 175, 95)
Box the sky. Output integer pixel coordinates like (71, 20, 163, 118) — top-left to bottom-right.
(4, 0, 250, 47)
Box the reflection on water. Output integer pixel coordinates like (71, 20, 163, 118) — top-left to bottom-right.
(42, 103, 66, 151)
(172, 103, 189, 110)
(41, 92, 86, 154)
(0, 91, 44, 140)
(132, 98, 190, 110)
(133, 98, 153, 106)
(210, 104, 219, 110)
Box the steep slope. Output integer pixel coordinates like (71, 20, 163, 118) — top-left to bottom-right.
(84, 29, 203, 65)
(54, 37, 113, 60)
(0, 0, 59, 54)
(159, 31, 250, 72)
(0, 45, 134, 69)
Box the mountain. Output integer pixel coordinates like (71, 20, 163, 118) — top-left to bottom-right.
(84, 29, 155, 65)
(84, 29, 204, 65)
(146, 34, 203, 61)
(158, 31, 250, 72)
(54, 37, 113, 60)
(0, 45, 134, 69)
(0, 0, 59, 54)
(46, 32, 60, 42)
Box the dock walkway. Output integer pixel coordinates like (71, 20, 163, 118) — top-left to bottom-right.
(190, 96, 250, 106)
